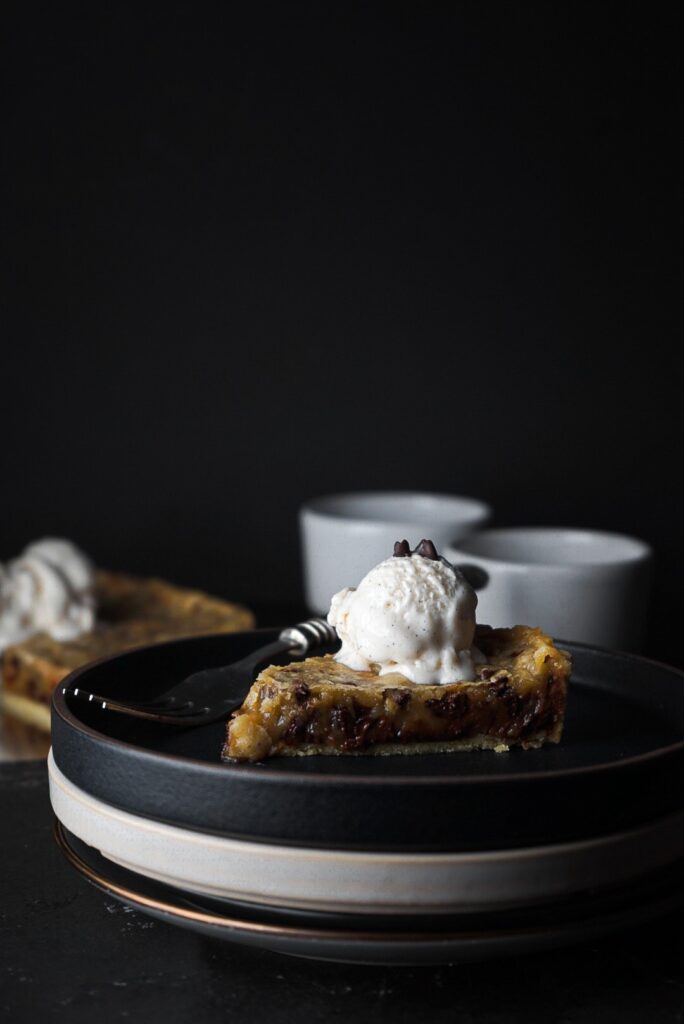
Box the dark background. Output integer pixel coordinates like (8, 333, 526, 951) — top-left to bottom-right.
(2, 6, 682, 661)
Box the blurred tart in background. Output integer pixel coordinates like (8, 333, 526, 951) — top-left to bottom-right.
(0, 539, 254, 732)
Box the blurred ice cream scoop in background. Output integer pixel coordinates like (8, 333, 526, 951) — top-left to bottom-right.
(0, 538, 95, 650)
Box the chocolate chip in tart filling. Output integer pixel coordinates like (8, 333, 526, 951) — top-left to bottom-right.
(293, 682, 310, 705)
(222, 626, 571, 762)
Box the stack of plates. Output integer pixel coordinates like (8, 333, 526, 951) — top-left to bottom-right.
(50, 630, 684, 964)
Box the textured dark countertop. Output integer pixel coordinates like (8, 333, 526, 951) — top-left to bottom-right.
(2, 760, 684, 1023)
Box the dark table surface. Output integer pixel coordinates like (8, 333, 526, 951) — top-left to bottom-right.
(2, 761, 684, 1023)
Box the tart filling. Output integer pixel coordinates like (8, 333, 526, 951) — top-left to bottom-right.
(223, 624, 570, 762)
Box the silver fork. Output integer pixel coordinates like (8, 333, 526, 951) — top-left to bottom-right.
(63, 618, 337, 726)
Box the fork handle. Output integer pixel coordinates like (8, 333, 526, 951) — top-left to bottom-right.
(278, 618, 337, 656)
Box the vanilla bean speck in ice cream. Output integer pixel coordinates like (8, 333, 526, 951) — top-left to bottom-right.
(0, 538, 96, 651)
(327, 539, 479, 685)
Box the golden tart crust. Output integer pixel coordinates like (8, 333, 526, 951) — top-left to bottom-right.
(223, 625, 571, 762)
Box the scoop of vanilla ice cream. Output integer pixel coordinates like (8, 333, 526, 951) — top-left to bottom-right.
(0, 538, 96, 650)
(328, 551, 478, 685)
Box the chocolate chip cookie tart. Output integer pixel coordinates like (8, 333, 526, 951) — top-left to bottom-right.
(0, 539, 254, 732)
(223, 540, 570, 762)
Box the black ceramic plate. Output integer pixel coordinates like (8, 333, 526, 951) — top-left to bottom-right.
(51, 630, 684, 852)
(55, 821, 684, 965)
